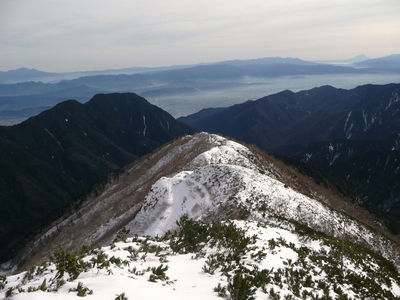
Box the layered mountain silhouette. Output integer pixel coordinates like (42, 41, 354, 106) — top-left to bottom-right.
(179, 83, 400, 231)
(2, 54, 400, 124)
(0, 93, 194, 263)
(354, 54, 400, 70)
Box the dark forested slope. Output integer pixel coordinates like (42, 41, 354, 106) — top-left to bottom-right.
(179, 83, 400, 231)
(0, 93, 194, 263)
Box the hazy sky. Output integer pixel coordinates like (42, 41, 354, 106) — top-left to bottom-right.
(1, 0, 400, 72)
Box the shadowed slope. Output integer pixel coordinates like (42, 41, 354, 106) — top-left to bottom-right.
(0, 93, 194, 264)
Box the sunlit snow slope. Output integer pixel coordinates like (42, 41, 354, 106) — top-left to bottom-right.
(2, 133, 400, 299)
(5, 134, 398, 271)
(2, 220, 400, 299)
(127, 134, 398, 265)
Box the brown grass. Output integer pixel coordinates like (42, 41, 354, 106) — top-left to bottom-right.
(12, 133, 400, 273)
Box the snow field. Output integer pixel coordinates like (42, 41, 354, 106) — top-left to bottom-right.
(3, 219, 399, 299)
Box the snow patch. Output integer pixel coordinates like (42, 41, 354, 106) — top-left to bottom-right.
(343, 111, 354, 139)
(328, 143, 340, 165)
(44, 128, 64, 152)
(142, 115, 147, 137)
(385, 91, 400, 110)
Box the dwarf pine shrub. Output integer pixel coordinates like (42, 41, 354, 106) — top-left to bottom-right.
(113, 227, 130, 243)
(227, 272, 257, 300)
(115, 293, 128, 300)
(148, 264, 169, 282)
(51, 247, 86, 281)
(69, 281, 93, 297)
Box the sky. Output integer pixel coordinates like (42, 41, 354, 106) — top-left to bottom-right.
(1, 0, 400, 72)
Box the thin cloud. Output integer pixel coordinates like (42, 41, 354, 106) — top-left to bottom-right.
(1, 0, 399, 71)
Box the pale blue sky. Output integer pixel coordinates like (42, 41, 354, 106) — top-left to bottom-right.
(1, 0, 400, 72)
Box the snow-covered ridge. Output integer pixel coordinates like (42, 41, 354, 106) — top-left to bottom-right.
(2, 132, 400, 299)
(126, 135, 399, 267)
(6, 132, 399, 276)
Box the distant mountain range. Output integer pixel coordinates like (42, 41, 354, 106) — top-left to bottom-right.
(179, 83, 400, 232)
(0, 68, 58, 83)
(0, 56, 343, 83)
(315, 54, 370, 65)
(1, 54, 400, 125)
(0, 65, 195, 84)
(354, 54, 400, 69)
(0, 93, 194, 264)
(1, 54, 399, 83)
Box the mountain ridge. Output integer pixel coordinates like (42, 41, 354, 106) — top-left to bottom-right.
(7, 133, 399, 275)
(0, 92, 194, 264)
(3, 54, 397, 83)
(2, 132, 400, 299)
(354, 54, 400, 69)
(2, 54, 400, 125)
(178, 83, 400, 232)
(0, 56, 342, 83)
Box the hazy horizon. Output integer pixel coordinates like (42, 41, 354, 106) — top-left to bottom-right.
(1, 0, 400, 72)
(0, 53, 386, 73)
